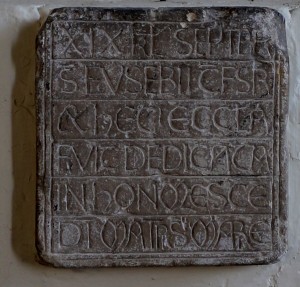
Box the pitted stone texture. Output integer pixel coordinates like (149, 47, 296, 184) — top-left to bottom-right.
(36, 7, 288, 267)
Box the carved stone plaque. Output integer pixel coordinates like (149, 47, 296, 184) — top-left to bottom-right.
(36, 7, 288, 267)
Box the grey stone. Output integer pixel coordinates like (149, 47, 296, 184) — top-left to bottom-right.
(36, 7, 289, 267)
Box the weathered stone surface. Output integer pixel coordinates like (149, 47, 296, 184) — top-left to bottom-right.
(36, 7, 288, 267)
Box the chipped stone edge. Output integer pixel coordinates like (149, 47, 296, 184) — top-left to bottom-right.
(35, 6, 289, 268)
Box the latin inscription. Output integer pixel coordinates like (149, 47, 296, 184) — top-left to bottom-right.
(52, 22, 276, 60)
(52, 178, 271, 215)
(52, 61, 274, 99)
(53, 140, 272, 176)
(37, 8, 288, 266)
(52, 215, 272, 253)
(52, 101, 273, 138)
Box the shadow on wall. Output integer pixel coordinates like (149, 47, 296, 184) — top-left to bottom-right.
(11, 20, 41, 266)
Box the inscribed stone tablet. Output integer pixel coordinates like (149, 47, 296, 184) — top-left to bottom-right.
(36, 7, 288, 267)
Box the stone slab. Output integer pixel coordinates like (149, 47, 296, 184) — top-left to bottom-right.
(36, 7, 289, 267)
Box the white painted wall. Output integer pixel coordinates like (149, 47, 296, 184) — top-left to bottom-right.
(0, 1, 299, 286)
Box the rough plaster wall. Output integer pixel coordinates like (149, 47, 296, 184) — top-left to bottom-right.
(0, 1, 300, 286)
